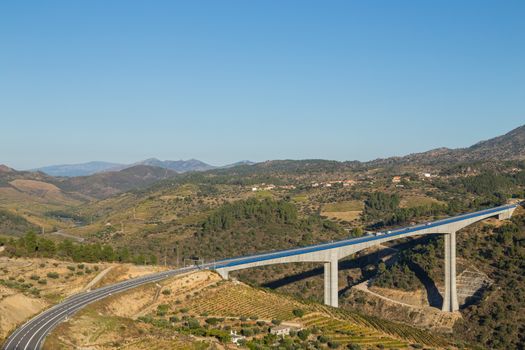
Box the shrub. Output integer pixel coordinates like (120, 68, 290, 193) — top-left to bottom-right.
(328, 341, 340, 349)
(47, 272, 59, 279)
(241, 328, 253, 336)
(187, 317, 200, 329)
(205, 317, 220, 325)
(67, 265, 75, 271)
(30, 275, 40, 281)
(318, 335, 329, 343)
(161, 289, 171, 295)
(271, 319, 282, 325)
(157, 304, 169, 316)
(297, 329, 310, 341)
(292, 308, 305, 318)
(38, 279, 47, 285)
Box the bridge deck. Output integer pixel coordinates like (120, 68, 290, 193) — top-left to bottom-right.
(214, 203, 518, 269)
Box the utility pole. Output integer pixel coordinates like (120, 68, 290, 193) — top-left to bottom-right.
(175, 243, 181, 267)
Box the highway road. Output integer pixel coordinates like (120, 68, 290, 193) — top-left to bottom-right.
(2, 266, 205, 350)
(2, 203, 519, 349)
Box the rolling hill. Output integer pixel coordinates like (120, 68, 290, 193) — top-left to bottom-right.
(57, 165, 178, 199)
(370, 124, 525, 166)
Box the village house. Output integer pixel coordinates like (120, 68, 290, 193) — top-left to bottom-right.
(270, 325, 293, 336)
(230, 330, 245, 345)
(392, 176, 402, 183)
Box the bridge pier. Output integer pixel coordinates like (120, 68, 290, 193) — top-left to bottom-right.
(216, 268, 229, 280)
(323, 259, 338, 307)
(442, 231, 459, 312)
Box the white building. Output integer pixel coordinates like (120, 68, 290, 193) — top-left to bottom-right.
(230, 330, 245, 345)
(270, 325, 292, 336)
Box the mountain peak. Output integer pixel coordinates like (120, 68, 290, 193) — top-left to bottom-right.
(0, 164, 14, 173)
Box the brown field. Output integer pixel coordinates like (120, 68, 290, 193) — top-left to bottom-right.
(321, 200, 364, 222)
(321, 211, 362, 221)
(399, 195, 444, 208)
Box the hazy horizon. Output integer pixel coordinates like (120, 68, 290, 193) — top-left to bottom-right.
(4, 121, 523, 171)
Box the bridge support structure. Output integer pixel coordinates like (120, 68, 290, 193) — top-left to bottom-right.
(211, 205, 518, 313)
(323, 259, 339, 307)
(442, 231, 459, 312)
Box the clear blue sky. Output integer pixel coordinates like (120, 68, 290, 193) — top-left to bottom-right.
(1, 1, 524, 169)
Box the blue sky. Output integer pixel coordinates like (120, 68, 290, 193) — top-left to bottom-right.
(1, 1, 524, 169)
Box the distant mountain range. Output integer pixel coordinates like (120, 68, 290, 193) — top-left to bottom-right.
(33, 161, 122, 177)
(1, 124, 523, 201)
(32, 159, 255, 177)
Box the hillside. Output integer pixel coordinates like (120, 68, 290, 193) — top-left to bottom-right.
(0, 256, 165, 344)
(370, 124, 525, 166)
(0, 168, 87, 233)
(43, 270, 451, 349)
(57, 165, 178, 199)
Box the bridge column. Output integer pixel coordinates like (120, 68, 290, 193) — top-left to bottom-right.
(442, 231, 459, 312)
(216, 268, 229, 280)
(323, 259, 338, 307)
(498, 208, 515, 220)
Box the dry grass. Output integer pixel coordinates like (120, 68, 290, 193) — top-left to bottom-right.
(9, 179, 62, 193)
(322, 200, 364, 212)
(399, 195, 443, 208)
(321, 200, 363, 221)
(322, 211, 362, 221)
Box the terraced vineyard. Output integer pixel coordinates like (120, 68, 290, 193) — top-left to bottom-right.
(310, 304, 451, 348)
(187, 282, 304, 320)
(301, 313, 407, 349)
(185, 279, 450, 349)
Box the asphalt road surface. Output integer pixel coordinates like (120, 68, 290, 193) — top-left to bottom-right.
(2, 266, 203, 350)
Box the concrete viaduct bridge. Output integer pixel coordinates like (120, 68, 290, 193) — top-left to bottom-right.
(3, 204, 521, 350)
(214, 203, 519, 312)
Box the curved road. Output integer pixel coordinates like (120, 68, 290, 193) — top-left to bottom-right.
(3, 203, 520, 349)
(2, 266, 204, 350)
